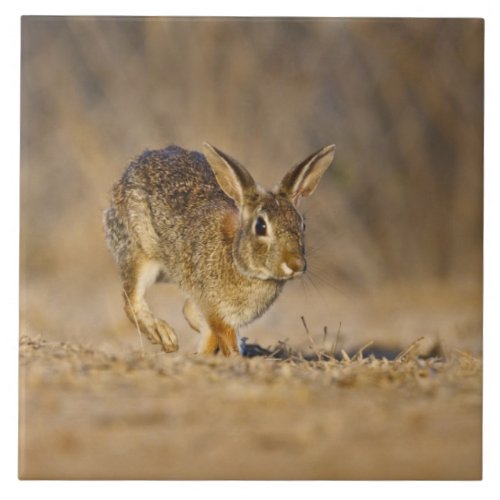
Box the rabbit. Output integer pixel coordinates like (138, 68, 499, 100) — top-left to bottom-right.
(104, 142, 335, 356)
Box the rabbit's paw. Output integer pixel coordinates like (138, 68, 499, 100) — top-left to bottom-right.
(156, 319, 179, 352)
(144, 319, 179, 353)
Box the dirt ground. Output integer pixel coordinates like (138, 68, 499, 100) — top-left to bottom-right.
(19, 306, 482, 480)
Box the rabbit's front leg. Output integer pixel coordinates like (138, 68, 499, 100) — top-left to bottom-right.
(123, 259, 179, 353)
(182, 298, 204, 333)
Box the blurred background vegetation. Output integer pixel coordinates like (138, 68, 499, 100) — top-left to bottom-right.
(20, 17, 483, 352)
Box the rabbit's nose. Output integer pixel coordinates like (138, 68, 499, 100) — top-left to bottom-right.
(282, 254, 306, 276)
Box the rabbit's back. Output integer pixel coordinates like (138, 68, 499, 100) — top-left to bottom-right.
(122, 145, 231, 211)
(105, 145, 239, 286)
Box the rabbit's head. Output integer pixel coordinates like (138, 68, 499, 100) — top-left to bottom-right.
(203, 143, 335, 282)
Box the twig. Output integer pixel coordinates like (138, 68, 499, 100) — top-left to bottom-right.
(341, 349, 351, 362)
(301, 316, 320, 355)
(123, 288, 145, 358)
(353, 340, 374, 361)
(330, 321, 342, 358)
(322, 326, 328, 347)
(270, 339, 290, 359)
(395, 336, 425, 362)
(320, 325, 338, 361)
(452, 348, 479, 363)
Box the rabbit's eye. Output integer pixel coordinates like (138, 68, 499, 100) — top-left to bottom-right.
(255, 216, 267, 236)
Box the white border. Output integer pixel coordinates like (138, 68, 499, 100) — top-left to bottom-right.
(3, 1, 498, 499)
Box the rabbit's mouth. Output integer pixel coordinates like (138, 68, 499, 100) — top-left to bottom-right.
(279, 253, 307, 279)
(278, 262, 306, 280)
(247, 267, 302, 282)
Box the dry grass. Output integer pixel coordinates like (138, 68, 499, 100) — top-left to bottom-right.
(19, 334, 482, 480)
(20, 18, 483, 289)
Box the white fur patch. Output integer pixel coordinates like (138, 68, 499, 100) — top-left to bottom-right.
(135, 260, 163, 300)
(281, 262, 294, 276)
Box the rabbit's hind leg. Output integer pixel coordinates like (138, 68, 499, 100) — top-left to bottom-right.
(207, 315, 240, 357)
(182, 298, 204, 333)
(197, 330, 220, 355)
(123, 258, 179, 353)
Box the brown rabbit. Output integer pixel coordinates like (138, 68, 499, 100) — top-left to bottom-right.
(104, 143, 335, 355)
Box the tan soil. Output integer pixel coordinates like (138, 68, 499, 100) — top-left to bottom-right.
(19, 334, 482, 480)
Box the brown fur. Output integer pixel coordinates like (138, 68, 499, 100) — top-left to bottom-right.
(221, 209, 240, 243)
(207, 315, 239, 356)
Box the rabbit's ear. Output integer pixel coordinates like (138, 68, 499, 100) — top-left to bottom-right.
(279, 145, 335, 205)
(203, 143, 256, 207)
